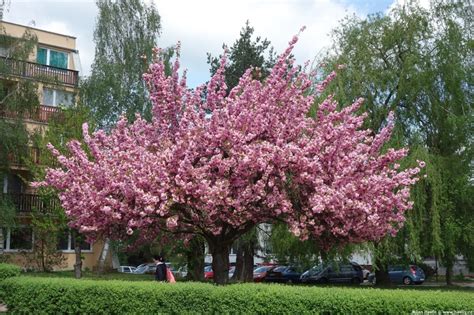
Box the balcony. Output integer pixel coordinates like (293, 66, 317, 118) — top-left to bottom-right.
(1, 193, 59, 214)
(5, 146, 40, 167)
(1, 146, 58, 168)
(0, 56, 79, 87)
(0, 103, 63, 123)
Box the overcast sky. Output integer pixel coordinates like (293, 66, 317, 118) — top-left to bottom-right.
(4, 0, 413, 88)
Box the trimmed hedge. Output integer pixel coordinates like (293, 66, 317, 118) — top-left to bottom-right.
(0, 263, 20, 281)
(1, 277, 473, 314)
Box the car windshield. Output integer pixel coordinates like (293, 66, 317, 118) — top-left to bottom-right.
(134, 265, 147, 273)
(273, 266, 286, 272)
(254, 266, 271, 273)
(308, 265, 324, 275)
(204, 266, 212, 272)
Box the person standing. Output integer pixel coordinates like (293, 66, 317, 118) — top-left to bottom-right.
(154, 255, 167, 282)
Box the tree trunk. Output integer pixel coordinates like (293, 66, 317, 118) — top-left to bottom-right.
(209, 241, 230, 285)
(40, 239, 46, 272)
(232, 242, 244, 281)
(186, 238, 205, 281)
(74, 247, 82, 279)
(242, 242, 254, 282)
(97, 238, 110, 275)
(372, 241, 392, 287)
(374, 265, 391, 286)
(446, 263, 453, 286)
(0, 227, 4, 255)
(73, 231, 82, 279)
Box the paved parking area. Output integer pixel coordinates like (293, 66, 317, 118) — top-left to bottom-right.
(0, 304, 7, 312)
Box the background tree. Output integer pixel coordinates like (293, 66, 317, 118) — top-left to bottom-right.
(207, 21, 275, 93)
(0, 26, 38, 175)
(207, 21, 276, 282)
(321, 0, 473, 285)
(0, 25, 38, 256)
(81, 0, 161, 128)
(31, 105, 93, 277)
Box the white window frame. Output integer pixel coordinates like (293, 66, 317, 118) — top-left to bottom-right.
(39, 46, 69, 69)
(57, 230, 93, 253)
(3, 227, 34, 253)
(42, 88, 74, 107)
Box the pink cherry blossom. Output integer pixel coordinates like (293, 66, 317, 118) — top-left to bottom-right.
(35, 33, 423, 254)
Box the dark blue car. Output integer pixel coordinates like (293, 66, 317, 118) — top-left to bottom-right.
(264, 266, 302, 283)
(368, 265, 425, 285)
(300, 262, 364, 284)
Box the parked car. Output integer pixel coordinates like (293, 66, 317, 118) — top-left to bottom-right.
(253, 265, 276, 282)
(117, 266, 136, 273)
(174, 265, 187, 278)
(300, 262, 364, 284)
(368, 265, 425, 285)
(204, 265, 214, 279)
(133, 263, 156, 274)
(204, 265, 236, 280)
(362, 268, 370, 280)
(264, 266, 303, 283)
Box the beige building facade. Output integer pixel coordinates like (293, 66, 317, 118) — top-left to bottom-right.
(0, 21, 112, 271)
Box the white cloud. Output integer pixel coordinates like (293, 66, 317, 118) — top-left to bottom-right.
(387, 0, 431, 13)
(154, 0, 361, 86)
(4, 0, 370, 87)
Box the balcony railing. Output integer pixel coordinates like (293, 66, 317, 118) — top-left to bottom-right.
(5, 146, 40, 167)
(1, 146, 59, 168)
(0, 56, 79, 87)
(1, 193, 59, 213)
(0, 103, 63, 123)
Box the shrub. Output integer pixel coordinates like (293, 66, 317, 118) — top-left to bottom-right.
(0, 263, 21, 281)
(1, 277, 473, 314)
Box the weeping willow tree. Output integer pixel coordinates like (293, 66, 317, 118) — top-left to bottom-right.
(321, 0, 473, 285)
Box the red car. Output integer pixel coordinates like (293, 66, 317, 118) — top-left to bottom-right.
(253, 265, 276, 282)
(204, 265, 236, 280)
(204, 265, 214, 279)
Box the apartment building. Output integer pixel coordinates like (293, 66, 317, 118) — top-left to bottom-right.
(0, 21, 112, 271)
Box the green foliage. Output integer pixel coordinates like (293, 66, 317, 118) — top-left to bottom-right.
(0, 263, 20, 281)
(22, 210, 67, 272)
(269, 223, 320, 269)
(0, 194, 16, 227)
(1, 276, 474, 313)
(207, 21, 276, 92)
(81, 0, 161, 128)
(0, 26, 39, 174)
(321, 0, 473, 276)
(27, 103, 93, 272)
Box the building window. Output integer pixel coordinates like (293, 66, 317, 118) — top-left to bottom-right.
(37, 47, 68, 69)
(2, 227, 33, 251)
(57, 229, 92, 252)
(42, 88, 74, 107)
(0, 44, 10, 57)
(57, 229, 70, 251)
